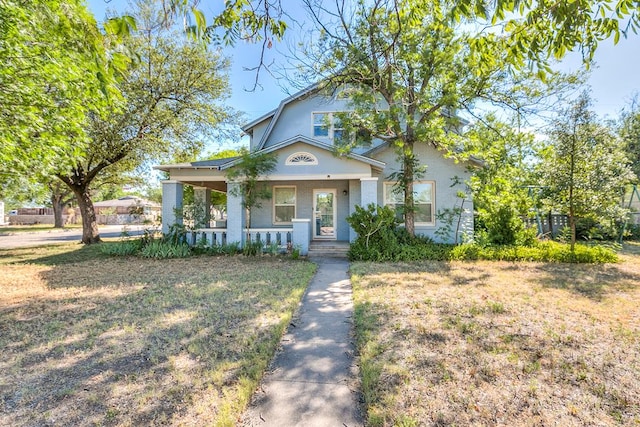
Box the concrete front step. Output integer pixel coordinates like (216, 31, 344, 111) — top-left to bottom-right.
(308, 241, 350, 257)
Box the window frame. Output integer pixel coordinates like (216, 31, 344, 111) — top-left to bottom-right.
(383, 181, 436, 226)
(273, 185, 296, 225)
(312, 112, 346, 141)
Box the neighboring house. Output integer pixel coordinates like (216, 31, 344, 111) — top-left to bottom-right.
(155, 83, 475, 254)
(93, 196, 161, 225)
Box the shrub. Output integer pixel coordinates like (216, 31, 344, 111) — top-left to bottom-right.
(348, 238, 617, 264)
(449, 241, 617, 263)
(140, 240, 191, 259)
(101, 240, 142, 256)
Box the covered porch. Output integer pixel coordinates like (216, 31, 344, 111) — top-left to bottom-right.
(160, 176, 380, 256)
(156, 137, 386, 255)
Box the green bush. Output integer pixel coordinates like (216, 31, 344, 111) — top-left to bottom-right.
(449, 241, 617, 263)
(348, 238, 617, 264)
(140, 240, 192, 259)
(476, 204, 535, 246)
(101, 240, 142, 256)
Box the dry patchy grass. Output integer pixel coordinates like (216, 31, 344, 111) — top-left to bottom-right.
(351, 245, 640, 426)
(0, 244, 315, 426)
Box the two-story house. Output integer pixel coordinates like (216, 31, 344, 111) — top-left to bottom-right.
(155, 83, 475, 255)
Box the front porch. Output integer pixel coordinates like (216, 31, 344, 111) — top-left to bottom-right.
(160, 177, 379, 256)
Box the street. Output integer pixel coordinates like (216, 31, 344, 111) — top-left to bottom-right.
(0, 225, 148, 249)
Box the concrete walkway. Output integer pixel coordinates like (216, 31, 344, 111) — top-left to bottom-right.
(242, 257, 363, 427)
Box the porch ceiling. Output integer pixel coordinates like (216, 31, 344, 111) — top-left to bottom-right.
(177, 181, 227, 192)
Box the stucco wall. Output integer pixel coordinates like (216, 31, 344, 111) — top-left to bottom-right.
(269, 142, 373, 178)
(370, 143, 474, 243)
(250, 179, 352, 241)
(263, 96, 352, 148)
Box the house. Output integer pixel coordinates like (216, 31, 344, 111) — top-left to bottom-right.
(93, 196, 161, 225)
(155, 84, 475, 255)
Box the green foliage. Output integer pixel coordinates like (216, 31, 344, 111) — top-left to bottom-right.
(242, 239, 264, 256)
(350, 240, 617, 263)
(226, 148, 277, 235)
(449, 241, 618, 263)
(346, 204, 399, 248)
(100, 240, 142, 257)
(619, 96, 640, 182)
(296, 0, 578, 236)
(539, 93, 635, 249)
(0, 0, 111, 174)
(226, 148, 277, 213)
(475, 206, 537, 247)
(140, 240, 191, 259)
(50, 0, 233, 244)
(347, 204, 436, 261)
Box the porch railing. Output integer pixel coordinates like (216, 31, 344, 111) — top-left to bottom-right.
(187, 228, 228, 246)
(187, 227, 293, 247)
(244, 228, 293, 247)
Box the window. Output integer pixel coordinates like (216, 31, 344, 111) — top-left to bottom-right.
(312, 112, 346, 142)
(286, 152, 318, 165)
(384, 181, 435, 225)
(273, 186, 296, 224)
(313, 113, 330, 137)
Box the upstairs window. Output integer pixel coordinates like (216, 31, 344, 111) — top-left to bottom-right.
(313, 113, 330, 137)
(312, 112, 346, 142)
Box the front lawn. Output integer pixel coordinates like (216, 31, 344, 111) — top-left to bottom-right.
(0, 243, 315, 426)
(351, 244, 640, 426)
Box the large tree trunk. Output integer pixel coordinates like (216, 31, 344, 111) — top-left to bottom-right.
(49, 182, 75, 228)
(51, 193, 65, 228)
(403, 141, 416, 237)
(73, 186, 101, 244)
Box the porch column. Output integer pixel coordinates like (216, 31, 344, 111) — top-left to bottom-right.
(161, 180, 184, 234)
(193, 187, 211, 228)
(360, 177, 378, 207)
(292, 218, 311, 256)
(348, 180, 361, 242)
(226, 181, 245, 244)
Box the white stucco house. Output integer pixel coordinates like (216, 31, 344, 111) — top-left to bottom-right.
(155, 83, 475, 255)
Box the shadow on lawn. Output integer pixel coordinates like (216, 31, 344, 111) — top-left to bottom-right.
(1, 243, 106, 266)
(0, 256, 307, 426)
(531, 262, 640, 300)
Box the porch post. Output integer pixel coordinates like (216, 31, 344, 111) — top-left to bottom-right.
(360, 177, 378, 207)
(193, 187, 211, 228)
(161, 180, 184, 234)
(292, 218, 311, 256)
(226, 181, 245, 245)
(348, 180, 360, 242)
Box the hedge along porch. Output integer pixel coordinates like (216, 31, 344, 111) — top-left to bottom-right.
(156, 137, 385, 256)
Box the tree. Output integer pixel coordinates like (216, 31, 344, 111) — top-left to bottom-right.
(226, 148, 277, 241)
(0, 1, 128, 177)
(464, 114, 539, 245)
(294, 0, 569, 236)
(619, 95, 640, 182)
(55, 1, 233, 244)
(540, 92, 635, 250)
(49, 182, 76, 228)
(154, 0, 639, 87)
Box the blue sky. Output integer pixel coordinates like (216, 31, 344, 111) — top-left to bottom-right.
(87, 0, 640, 133)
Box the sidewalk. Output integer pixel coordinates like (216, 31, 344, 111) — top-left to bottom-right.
(241, 257, 363, 427)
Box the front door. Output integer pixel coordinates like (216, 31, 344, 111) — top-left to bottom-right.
(313, 189, 337, 240)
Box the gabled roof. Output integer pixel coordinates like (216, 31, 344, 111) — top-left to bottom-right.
(241, 82, 323, 149)
(154, 135, 385, 173)
(226, 134, 386, 171)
